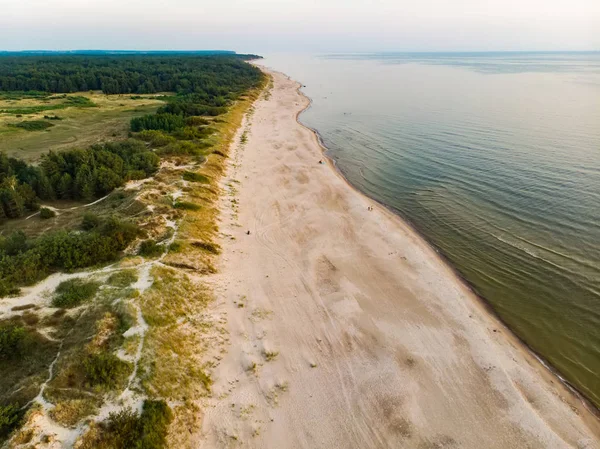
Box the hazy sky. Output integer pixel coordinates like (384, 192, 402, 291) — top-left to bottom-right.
(1, 0, 598, 52)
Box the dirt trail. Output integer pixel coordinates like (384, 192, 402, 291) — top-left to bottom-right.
(198, 69, 600, 449)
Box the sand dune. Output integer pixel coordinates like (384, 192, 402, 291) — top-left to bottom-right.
(197, 68, 600, 448)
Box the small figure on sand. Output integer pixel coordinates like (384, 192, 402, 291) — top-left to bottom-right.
(367, 206, 373, 211)
(318, 160, 323, 164)
(246, 230, 251, 235)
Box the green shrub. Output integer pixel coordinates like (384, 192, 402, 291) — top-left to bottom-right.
(173, 201, 200, 211)
(0, 230, 28, 256)
(130, 113, 185, 133)
(138, 240, 163, 258)
(182, 171, 209, 184)
(191, 241, 221, 254)
(134, 130, 176, 147)
(83, 352, 131, 389)
(39, 207, 56, 219)
(9, 120, 54, 131)
(185, 116, 210, 126)
(52, 279, 100, 308)
(0, 323, 26, 359)
(107, 270, 138, 288)
(82, 400, 172, 449)
(81, 213, 101, 230)
(0, 404, 22, 441)
(168, 241, 182, 253)
(0, 217, 139, 297)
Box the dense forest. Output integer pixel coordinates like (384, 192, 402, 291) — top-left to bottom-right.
(0, 54, 262, 95)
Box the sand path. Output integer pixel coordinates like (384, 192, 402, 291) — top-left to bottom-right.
(198, 69, 600, 448)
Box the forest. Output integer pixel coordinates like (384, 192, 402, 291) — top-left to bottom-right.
(0, 54, 264, 221)
(0, 54, 262, 95)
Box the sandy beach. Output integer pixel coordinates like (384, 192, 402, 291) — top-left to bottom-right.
(197, 68, 600, 448)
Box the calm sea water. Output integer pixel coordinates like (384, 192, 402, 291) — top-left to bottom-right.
(262, 52, 600, 408)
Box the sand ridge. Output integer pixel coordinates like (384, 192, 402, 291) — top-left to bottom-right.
(197, 68, 600, 448)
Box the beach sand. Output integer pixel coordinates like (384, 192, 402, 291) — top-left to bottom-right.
(197, 68, 600, 448)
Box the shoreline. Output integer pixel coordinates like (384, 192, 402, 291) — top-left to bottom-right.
(199, 67, 600, 448)
(286, 72, 600, 420)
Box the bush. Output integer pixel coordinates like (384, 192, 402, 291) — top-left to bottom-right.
(39, 207, 56, 219)
(138, 240, 163, 258)
(0, 230, 28, 256)
(81, 212, 101, 230)
(0, 217, 139, 297)
(173, 201, 200, 211)
(52, 278, 100, 308)
(96, 401, 172, 449)
(0, 323, 26, 359)
(107, 270, 138, 288)
(83, 352, 131, 388)
(185, 116, 210, 126)
(9, 120, 54, 131)
(134, 130, 176, 148)
(191, 241, 221, 254)
(182, 171, 209, 184)
(0, 404, 22, 441)
(130, 113, 185, 133)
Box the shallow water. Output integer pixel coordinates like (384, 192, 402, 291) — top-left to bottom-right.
(262, 52, 600, 408)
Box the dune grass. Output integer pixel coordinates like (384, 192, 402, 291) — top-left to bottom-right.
(52, 279, 100, 308)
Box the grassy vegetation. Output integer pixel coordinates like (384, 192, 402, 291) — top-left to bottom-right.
(9, 120, 54, 131)
(0, 317, 60, 435)
(78, 400, 172, 449)
(138, 240, 164, 258)
(0, 322, 26, 359)
(182, 171, 210, 183)
(0, 404, 22, 441)
(107, 270, 138, 288)
(0, 93, 165, 162)
(52, 279, 100, 308)
(173, 201, 201, 211)
(39, 206, 55, 219)
(0, 216, 139, 296)
(83, 352, 131, 389)
(0, 95, 96, 115)
(49, 398, 97, 427)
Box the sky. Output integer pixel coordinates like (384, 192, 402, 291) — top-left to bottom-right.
(1, 0, 599, 52)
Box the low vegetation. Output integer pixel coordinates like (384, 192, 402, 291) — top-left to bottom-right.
(78, 400, 172, 449)
(52, 278, 100, 308)
(107, 270, 138, 288)
(9, 120, 54, 131)
(0, 322, 26, 359)
(138, 239, 164, 258)
(39, 206, 55, 219)
(0, 216, 138, 295)
(83, 352, 131, 389)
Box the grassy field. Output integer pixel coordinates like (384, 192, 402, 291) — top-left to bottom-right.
(0, 92, 167, 162)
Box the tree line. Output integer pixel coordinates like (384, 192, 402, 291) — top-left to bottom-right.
(0, 55, 263, 96)
(0, 141, 159, 219)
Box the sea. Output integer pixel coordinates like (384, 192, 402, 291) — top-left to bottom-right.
(261, 52, 600, 409)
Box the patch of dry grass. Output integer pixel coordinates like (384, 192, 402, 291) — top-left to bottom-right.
(49, 398, 97, 427)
